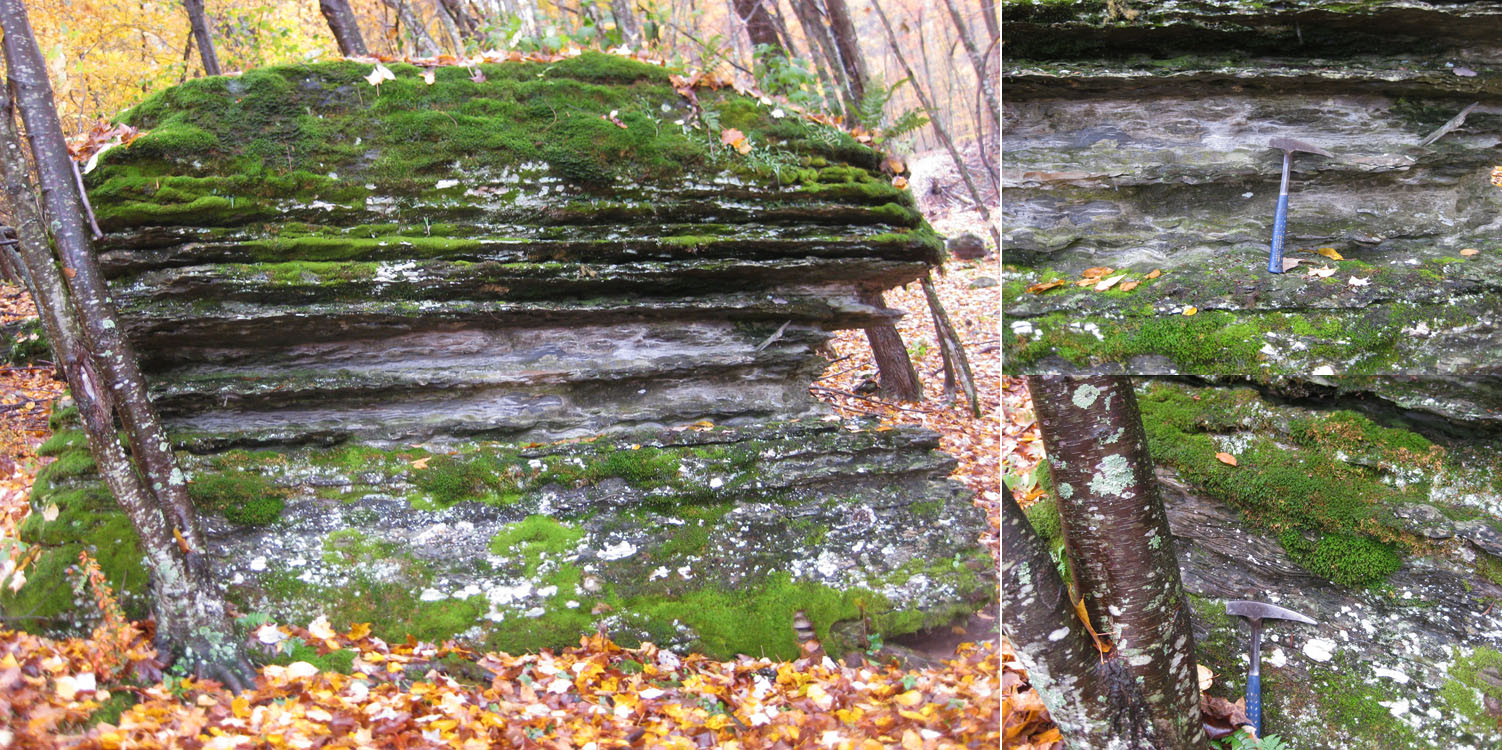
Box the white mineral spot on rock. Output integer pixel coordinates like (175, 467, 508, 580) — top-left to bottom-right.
(1374, 667, 1410, 684)
(709, 477, 724, 489)
(1010, 320, 1034, 336)
(677, 565, 694, 579)
(599, 541, 637, 560)
(419, 588, 446, 602)
(1380, 698, 1411, 718)
(435, 179, 460, 189)
(537, 585, 558, 598)
(1304, 638, 1336, 662)
(566, 600, 579, 609)
(650, 566, 670, 580)
(524, 607, 545, 618)
(249, 556, 267, 572)
(1311, 365, 1336, 376)
(1267, 647, 1287, 668)
(1048, 627, 1071, 642)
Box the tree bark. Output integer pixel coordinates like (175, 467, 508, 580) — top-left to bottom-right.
(381, 0, 442, 57)
(870, 0, 998, 247)
(821, 0, 867, 106)
(920, 272, 979, 416)
(181, 0, 223, 76)
(321, 0, 370, 56)
(858, 288, 921, 402)
(1003, 494, 1152, 749)
(941, 0, 998, 125)
(788, 0, 853, 117)
(0, 0, 251, 686)
(1028, 375, 1209, 750)
(980, 0, 999, 43)
(609, 0, 643, 45)
(732, 0, 782, 51)
(437, 0, 483, 48)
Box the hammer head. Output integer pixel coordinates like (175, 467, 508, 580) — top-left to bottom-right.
(1269, 137, 1333, 158)
(1225, 600, 1317, 625)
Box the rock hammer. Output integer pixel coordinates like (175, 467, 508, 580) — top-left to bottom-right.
(1266, 137, 1332, 274)
(1225, 600, 1317, 737)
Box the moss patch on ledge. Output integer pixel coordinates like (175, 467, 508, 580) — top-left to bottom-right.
(1137, 382, 1435, 586)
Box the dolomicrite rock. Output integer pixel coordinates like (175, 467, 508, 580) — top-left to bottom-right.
(1003, 0, 1502, 378)
(2, 54, 993, 659)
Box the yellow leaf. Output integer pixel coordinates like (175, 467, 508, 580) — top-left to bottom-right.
(308, 615, 336, 641)
(1315, 247, 1344, 260)
(1183, 306, 1198, 316)
(894, 690, 924, 707)
(1216, 452, 1238, 466)
(410, 456, 431, 470)
(196, 693, 219, 707)
(902, 729, 923, 750)
(1081, 266, 1113, 279)
(1461, 248, 1480, 256)
(1119, 280, 1140, 292)
(1026, 279, 1066, 294)
(892, 175, 908, 189)
(1145, 269, 1162, 279)
(720, 128, 746, 147)
(42, 503, 58, 522)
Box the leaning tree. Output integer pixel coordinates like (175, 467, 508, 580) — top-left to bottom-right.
(1008, 375, 1209, 749)
(0, 0, 253, 686)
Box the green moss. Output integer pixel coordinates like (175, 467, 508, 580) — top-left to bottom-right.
(1441, 646, 1502, 731)
(187, 471, 285, 526)
(489, 515, 585, 565)
(85, 691, 137, 728)
(1313, 659, 1420, 746)
(36, 430, 88, 458)
(1139, 383, 1413, 587)
(268, 641, 358, 674)
(48, 405, 80, 432)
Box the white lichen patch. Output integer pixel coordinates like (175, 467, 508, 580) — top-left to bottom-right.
(598, 541, 638, 560)
(1089, 454, 1133, 497)
(1303, 637, 1336, 662)
(1072, 384, 1101, 409)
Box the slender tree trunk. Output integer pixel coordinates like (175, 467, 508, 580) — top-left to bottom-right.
(381, 0, 441, 56)
(321, 0, 370, 56)
(732, 0, 782, 51)
(921, 272, 979, 416)
(870, 0, 998, 247)
(980, 0, 999, 43)
(181, 0, 223, 76)
(820, 0, 868, 106)
(1028, 375, 1209, 750)
(609, 0, 643, 45)
(789, 0, 853, 117)
(0, 0, 251, 686)
(1003, 495, 1152, 749)
(438, 0, 483, 47)
(941, 0, 998, 125)
(431, 0, 467, 54)
(858, 288, 921, 402)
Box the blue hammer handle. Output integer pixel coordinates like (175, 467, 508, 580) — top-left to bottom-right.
(1246, 672, 1263, 737)
(1268, 150, 1293, 274)
(1267, 193, 1289, 274)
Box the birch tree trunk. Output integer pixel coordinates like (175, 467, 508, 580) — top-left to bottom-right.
(0, 0, 252, 686)
(321, 0, 370, 56)
(941, 0, 998, 124)
(1003, 494, 1153, 749)
(182, 0, 223, 75)
(1028, 375, 1209, 750)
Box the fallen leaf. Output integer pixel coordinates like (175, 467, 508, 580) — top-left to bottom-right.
(1144, 269, 1162, 279)
(1081, 266, 1113, 279)
(1216, 452, 1237, 466)
(1461, 248, 1480, 256)
(421, 68, 435, 85)
(1281, 258, 1302, 272)
(1308, 265, 1337, 278)
(892, 176, 908, 189)
(1315, 247, 1344, 261)
(1348, 276, 1371, 287)
(1183, 306, 1198, 316)
(1093, 274, 1125, 291)
(1198, 664, 1214, 691)
(1026, 279, 1067, 294)
(410, 456, 431, 470)
(883, 155, 906, 174)
(42, 503, 58, 521)
(1118, 280, 1140, 292)
(365, 63, 395, 86)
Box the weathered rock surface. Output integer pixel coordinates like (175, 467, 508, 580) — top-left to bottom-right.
(1026, 377, 1502, 747)
(1, 55, 991, 658)
(1003, 0, 1502, 377)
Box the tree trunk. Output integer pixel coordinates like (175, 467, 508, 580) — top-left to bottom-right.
(0, 0, 251, 686)
(732, 0, 782, 51)
(789, 0, 854, 117)
(1028, 375, 1209, 750)
(181, 0, 223, 76)
(858, 288, 921, 402)
(821, 0, 868, 106)
(1003, 494, 1153, 749)
(980, 0, 999, 43)
(609, 0, 643, 45)
(438, 0, 483, 48)
(321, 0, 370, 56)
(940, 0, 998, 125)
(870, 0, 998, 247)
(381, 0, 441, 57)
(920, 272, 979, 416)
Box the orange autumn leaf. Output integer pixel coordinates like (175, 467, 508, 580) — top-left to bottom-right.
(1145, 268, 1162, 279)
(1183, 306, 1198, 316)
(1216, 452, 1238, 466)
(1027, 279, 1067, 294)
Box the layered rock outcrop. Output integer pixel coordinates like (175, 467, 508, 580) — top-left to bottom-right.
(1003, 0, 1502, 378)
(2, 54, 992, 659)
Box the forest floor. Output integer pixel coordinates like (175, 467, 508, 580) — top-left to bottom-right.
(0, 218, 1001, 747)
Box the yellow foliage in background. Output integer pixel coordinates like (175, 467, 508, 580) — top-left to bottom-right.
(24, 0, 335, 132)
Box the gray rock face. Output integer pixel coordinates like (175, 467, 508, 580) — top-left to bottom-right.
(1002, 0, 1502, 378)
(2, 57, 990, 658)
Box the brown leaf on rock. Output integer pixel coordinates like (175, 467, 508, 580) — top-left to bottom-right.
(1215, 452, 1238, 466)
